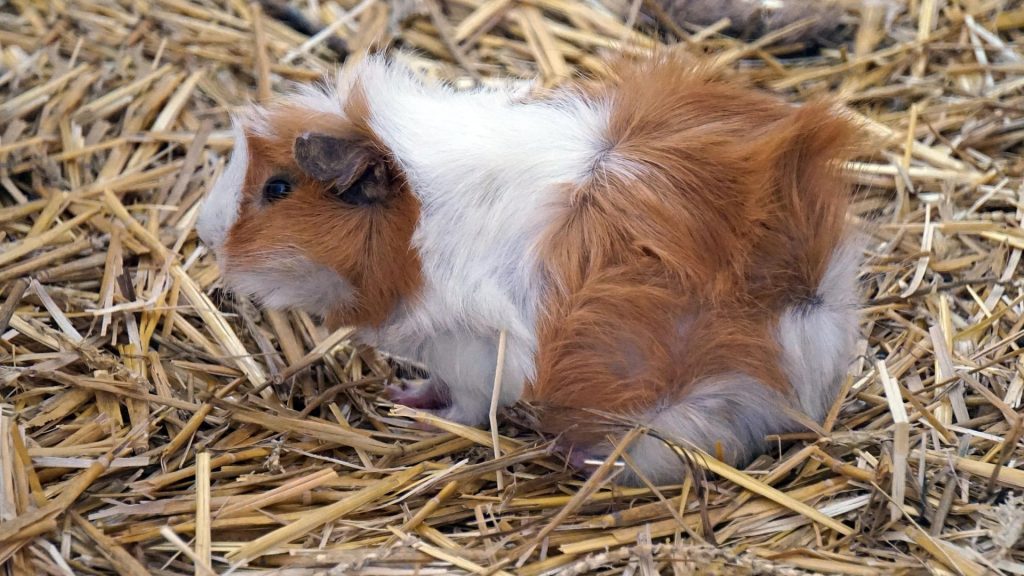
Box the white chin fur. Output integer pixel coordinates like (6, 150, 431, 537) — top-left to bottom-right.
(223, 255, 355, 318)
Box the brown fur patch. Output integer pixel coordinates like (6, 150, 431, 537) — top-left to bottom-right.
(222, 90, 422, 328)
(529, 54, 862, 443)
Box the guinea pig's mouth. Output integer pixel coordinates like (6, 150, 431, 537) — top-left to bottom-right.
(220, 256, 355, 319)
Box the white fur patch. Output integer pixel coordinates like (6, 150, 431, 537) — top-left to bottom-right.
(624, 375, 798, 485)
(352, 56, 611, 425)
(286, 80, 345, 116)
(777, 237, 863, 422)
(197, 122, 246, 250)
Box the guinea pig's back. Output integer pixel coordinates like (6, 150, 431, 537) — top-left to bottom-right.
(595, 58, 865, 401)
(531, 55, 863, 471)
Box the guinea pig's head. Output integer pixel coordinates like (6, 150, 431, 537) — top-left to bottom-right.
(196, 88, 422, 328)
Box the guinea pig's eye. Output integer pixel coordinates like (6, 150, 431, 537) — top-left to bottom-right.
(262, 177, 292, 203)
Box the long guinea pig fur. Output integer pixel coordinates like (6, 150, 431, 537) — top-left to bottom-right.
(197, 53, 864, 485)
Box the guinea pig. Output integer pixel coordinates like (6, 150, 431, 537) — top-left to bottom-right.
(196, 52, 864, 485)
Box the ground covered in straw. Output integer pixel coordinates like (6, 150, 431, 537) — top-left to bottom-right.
(2, 0, 1024, 574)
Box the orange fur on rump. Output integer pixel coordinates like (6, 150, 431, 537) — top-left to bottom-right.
(222, 99, 423, 328)
(529, 56, 862, 446)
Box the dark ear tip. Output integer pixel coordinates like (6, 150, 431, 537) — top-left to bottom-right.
(292, 132, 315, 154)
(293, 132, 376, 187)
(292, 133, 308, 158)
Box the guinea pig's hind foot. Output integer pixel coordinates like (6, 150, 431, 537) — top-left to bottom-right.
(386, 378, 451, 411)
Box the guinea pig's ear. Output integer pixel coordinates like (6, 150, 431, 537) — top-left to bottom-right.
(293, 132, 375, 189)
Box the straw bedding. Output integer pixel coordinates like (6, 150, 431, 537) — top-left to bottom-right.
(1, 0, 1023, 574)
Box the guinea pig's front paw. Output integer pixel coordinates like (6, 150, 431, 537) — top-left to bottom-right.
(386, 379, 450, 411)
(388, 383, 493, 431)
